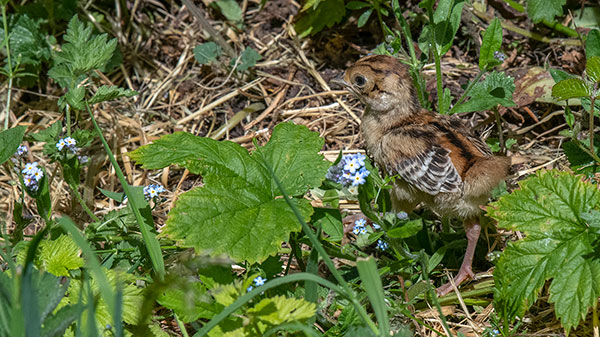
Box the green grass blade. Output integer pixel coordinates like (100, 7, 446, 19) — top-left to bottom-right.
(356, 256, 389, 336)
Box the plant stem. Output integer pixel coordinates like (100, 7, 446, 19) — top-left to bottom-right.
(2, 3, 14, 130)
(85, 101, 165, 280)
(69, 183, 99, 222)
(425, 5, 445, 113)
(589, 94, 596, 158)
(575, 140, 600, 164)
(419, 252, 454, 337)
(493, 107, 505, 154)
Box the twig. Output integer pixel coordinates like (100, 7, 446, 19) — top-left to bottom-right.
(181, 0, 237, 59)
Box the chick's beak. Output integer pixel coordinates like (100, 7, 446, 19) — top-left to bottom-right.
(330, 76, 349, 89)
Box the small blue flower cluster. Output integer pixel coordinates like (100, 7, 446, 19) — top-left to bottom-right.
(247, 276, 267, 292)
(15, 145, 28, 156)
(326, 153, 370, 187)
(376, 240, 389, 251)
(352, 218, 367, 235)
(143, 184, 166, 200)
(56, 137, 77, 153)
(21, 162, 44, 191)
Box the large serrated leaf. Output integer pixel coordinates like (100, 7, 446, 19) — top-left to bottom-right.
(38, 235, 84, 277)
(247, 295, 316, 325)
(452, 71, 515, 113)
(489, 170, 600, 333)
(88, 85, 138, 104)
(128, 122, 329, 264)
(552, 78, 591, 100)
(157, 281, 218, 322)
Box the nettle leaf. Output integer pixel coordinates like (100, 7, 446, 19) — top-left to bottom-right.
(88, 85, 138, 104)
(128, 122, 329, 264)
(488, 170, 600, 332)
(248, 295, 316, 325)
(51, 15, 117, 79)
(552, 78, 591, 100)
(295, 0, 345, 37)
(526, 0, 566, 23)
(479, 18, 502, 70)
(194, 42, 222, 65)
(38, 235, 84, 276)
(452, 71, 515, 113)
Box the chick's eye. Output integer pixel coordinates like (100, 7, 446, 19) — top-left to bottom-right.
(354, 75, 366, 87)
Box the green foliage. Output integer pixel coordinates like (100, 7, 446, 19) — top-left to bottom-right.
(489, 170, 600, 333)
(586, 29, 600, 58)
(17, 235, 84, 276)
(129, 122, 329, 264)
(194, 42, 222, 65)
(526, 0, 566, 24)
(452, 72, 516, 113)
(8, 14, 51, 67)
(234, 47, 262, 72)
(294, 0, 345, 37)
(0, 266, 81, 337)
(88, 85, 138, 105)
(0, 125, 26, 164)
(479, 18, 503, 70)
(551, 78, 591, 100)
(418, 0, 464, 56)
(214, 0, 243, 27)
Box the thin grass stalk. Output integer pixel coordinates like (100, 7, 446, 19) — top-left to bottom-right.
(85, 101, 165, 279)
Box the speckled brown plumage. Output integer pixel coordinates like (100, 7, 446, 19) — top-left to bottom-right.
(336, 54, 511, 295)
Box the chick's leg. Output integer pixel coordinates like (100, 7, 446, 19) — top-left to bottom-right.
(437, 220, 481, 296)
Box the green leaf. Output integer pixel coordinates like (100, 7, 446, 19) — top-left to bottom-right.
(214, 0, 243, 24)
(586, 29, 600, 58)
(10, 14, 51, 66)
(489, 170, 600, 332)
(38, 235, 84, 276)
(452, 71, 516, 113)
(526, 0, 566, 23)
(479, 18, 502, 70)
(552, 78, 591, 100)
(129, 122, 329, 264)
(88, 85, 138, 105)
(235, 47, 262, 72)
(247, 295, 316, 325)
(312, 208, 343, 241)
(586, 56, 600, 83)
(356, 257, 388, 336)
(63, 86, 86, 110)
(194, 42, 221, 65)
(0, 126, 27, 165)
(357, 9, 372, 28)
(49, 15, 117, 84)
(157, 281, 218, 322)
(562, 140, 600, 175)
(432, 0, 464, 55)
(387, 219, 422, 239)
(294, 0, 345, 37)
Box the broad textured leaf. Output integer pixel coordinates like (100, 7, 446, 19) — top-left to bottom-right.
(552, 78, 591, 100)
(526, 0, 566, 23)
(489, 170, 600, 333)
(586, 56, 600, 83)
(88, 85, 138, 104)
(248, 296, 316, 325)
(38, 235, 84, 276)
(387, 219, 422, 239)
(0, 126, 27, 165)
(312, 208, 343, 241)
(453, 71, 515, 113)
(194, 42, 221, 65)
(479, 18, 502, 70)
(432, 0, 464, 55)
(562, 140, 600, 175)
(295, 0, 345, 37)
(128, 122, 328, 264)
